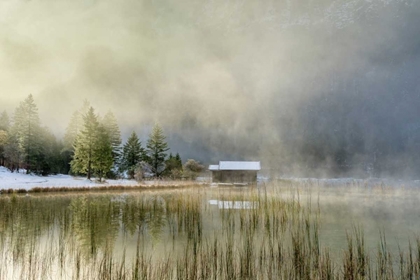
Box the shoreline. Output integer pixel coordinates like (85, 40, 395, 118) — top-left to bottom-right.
(0, 182, 207, 195)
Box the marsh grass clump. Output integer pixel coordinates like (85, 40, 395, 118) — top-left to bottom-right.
(0, 185, 420, 279)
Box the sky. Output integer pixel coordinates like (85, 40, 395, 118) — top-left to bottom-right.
(1, 0, 420, 177)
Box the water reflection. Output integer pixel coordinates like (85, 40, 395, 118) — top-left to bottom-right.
(70, 196, 120, 256)
(0, 186, 420, 279)
(209, 199, 259, 209)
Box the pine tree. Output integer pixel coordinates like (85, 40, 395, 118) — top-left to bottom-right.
(4, 132, 20, 172)
(71, 107, 114, 180)
(63, 100, 91, 152)
(12, 94, 42, 173)
(0, 129, 7, 166)
(62, 102, 91, 175)
(164, 152, 183, 178)
(92, 125, 113, 182)
(64, 110, 82, 151)
(175, 153, 182, 169)
(52, 140, 70, 174)
(32, 127, 52, 175)
(101, 111, 122, 167)
(36, 127, 68, 175)
(62, 110, 82, 174)
(120, 131, 145, 179)
(70, 107, 100, 180)
(146, 124, 169, 177)
(0, 111, 9, 166)
(0, 111, 10, 131)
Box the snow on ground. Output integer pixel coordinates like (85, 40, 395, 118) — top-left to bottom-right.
(0, 167, 139, 190)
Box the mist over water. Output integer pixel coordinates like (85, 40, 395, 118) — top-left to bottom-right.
(1, 0, 419, 177)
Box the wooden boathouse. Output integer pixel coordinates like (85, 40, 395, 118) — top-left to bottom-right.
(209, 161, 261, 184)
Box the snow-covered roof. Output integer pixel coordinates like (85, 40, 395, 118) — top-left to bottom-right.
(219, 161, 260, 171)
(209, 165, 219, 171)
(209, 161, 261, 171)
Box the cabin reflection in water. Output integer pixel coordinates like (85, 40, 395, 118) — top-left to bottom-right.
(209, 199, 259, 209)
(209, 161, 261, 184)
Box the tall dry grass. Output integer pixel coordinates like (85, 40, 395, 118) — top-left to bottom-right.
(0, 184, 419, 279)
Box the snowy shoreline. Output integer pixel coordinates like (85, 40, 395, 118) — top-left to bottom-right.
(3, 166, 420, 193)
(0, 167, 139, 190)
(0, 167, 201, 191)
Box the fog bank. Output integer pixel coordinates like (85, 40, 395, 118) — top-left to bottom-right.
(1, 0, 419, 178)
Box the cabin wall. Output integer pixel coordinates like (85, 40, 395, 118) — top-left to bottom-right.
(211, 170, 257, 183)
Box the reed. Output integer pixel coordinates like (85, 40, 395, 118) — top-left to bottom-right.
(0, 184, 419, 279)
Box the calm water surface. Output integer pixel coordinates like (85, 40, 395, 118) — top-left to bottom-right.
(1, 184, 420, 279)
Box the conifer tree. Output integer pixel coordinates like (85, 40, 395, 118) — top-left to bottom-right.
(4, 132, 20, 172)
(0, 111, 10, 131)
(102, 111, 122, 166)
(64, 100, 90, 152)
(32, 127, 51, 175)
(120, 131, 145, 179)
(12, 94, 42, 173)
(0, 130, 7, 166)
(70, 107, 100, 180)
(92, 125, 113, 182)
(71, 107, 114, 180)
(164, 152, 183, 178)
(62, 110, 82, 174)
(37, 127, 68, 175)
(63, 102, 91, 174)
(0, 111, 9, 166)
(146, 124, 169, 177)
(64, 110, 82, 151)
(175, 153, 182, 169)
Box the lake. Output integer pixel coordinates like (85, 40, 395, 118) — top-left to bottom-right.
(1, 182, 420, 279)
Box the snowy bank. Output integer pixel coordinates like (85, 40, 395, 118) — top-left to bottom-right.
(0, 167, 139, 190)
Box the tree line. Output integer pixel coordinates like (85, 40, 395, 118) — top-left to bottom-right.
(0, 95, 204, 180)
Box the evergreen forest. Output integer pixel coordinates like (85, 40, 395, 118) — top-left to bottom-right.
(0, 95, 200, 180)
